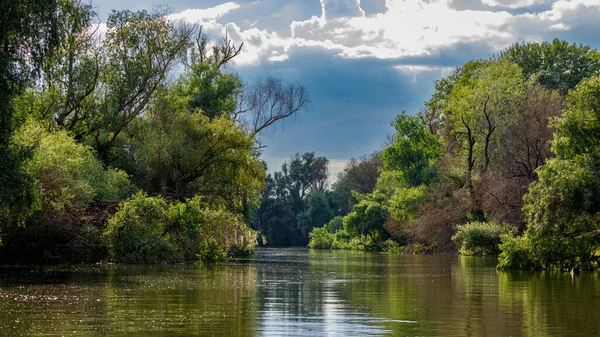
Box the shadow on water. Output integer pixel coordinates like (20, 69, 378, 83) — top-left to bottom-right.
(1, 249, 599, 336)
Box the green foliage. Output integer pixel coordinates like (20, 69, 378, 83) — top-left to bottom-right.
(552, 76, 600, 160)
(497, 234, 542, 270)
(135, 109, 265, 209)
(14, 120, 132, 212)
(308, 226, 358, 250)
(325, 216, 344, 233)
(104, 192, 258, 264)
(308, 227, 334, 249)
(181, 62, 242, 119)
(198, 237, 229, 264)
(382, 239, 404, 254)
(502, 39, 600, 93)
(344, 197, 388, 242)
(297, 191, 334, 241)
(383, 112, 441, 187)
(452, 221, 516, 256)
(253, 152, 329, 246)
(0, 0, 77, 226)
(103, 192, 179, 264)
(389, 185, 428, 223)
(88, 9, 192, 162)
(510, 76, 600, 270)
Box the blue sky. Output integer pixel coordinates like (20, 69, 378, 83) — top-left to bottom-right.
(94, 0, 600, 177)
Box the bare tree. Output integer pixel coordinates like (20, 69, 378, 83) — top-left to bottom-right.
(187, 25, 243, 69)
(235, 77, 310, 145)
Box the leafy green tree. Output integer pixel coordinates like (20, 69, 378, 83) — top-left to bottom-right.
(253, 152, 329, 246)
(343, 193, 389, 244)
(447, 59, 525, 219)
(1, 119, 132, 262)
(517, 76, 600, 269)
(452, 221, 515, 256)
(383, 112, 441, 187)
(0, 0, 74, 225)
(325, 216, 344, 233)
(132, 108, 265, 211)
(330, 152, 382, 215)
(502, 39, 600, 94)
(297, 191, 334, 241)
(85, 9, 193, 163)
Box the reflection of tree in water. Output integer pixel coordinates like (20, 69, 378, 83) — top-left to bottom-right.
(0, 264, 260, 336)
(103, 264, 259, 336)
(498, 271, 600, 337)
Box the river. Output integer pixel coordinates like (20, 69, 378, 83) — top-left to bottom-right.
(1, 248, 599, 336)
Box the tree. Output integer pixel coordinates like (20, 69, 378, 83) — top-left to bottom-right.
(0, 0, 82, 224)
(447, 59, 525, 219)
(484, 84, 564, 226)
(330, 152, 382, 215)
(502, 39, 600, 94)
(87, 9, 194, 163)
(383, 111, 441, 187)
(181, 28, 310, 145)
(132, 106, 266, 213)
(253, 152, 329, 246)
(297, 191, 334, 242)
(343, 193, 389, 244)
(518, 76, 600, 269)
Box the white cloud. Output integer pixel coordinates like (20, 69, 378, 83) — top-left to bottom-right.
(167, 2, 241, 23)
(167, 0, 600, 67)
(481, 0, 545, 9)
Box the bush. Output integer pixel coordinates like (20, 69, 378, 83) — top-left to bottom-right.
(308, 227, 334, 249)
(15, 120, 133, 212)
(0, 120, 134, 263)
(497, 234, 542, 270)
(167, 196, 205, 261)
(197, 237, 229, 264)
(104, 193, 259, 264)
(452, 221, 516, 256)
(103, 192, 181, 263)
(382, 239, 404, 253)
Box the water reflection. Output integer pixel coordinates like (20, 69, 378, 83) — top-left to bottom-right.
(1, 249, 599, 336)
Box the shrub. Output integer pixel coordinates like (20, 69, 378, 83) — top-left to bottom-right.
(452, 221, 516, 256)
(497, 234, 542, 270)
(103, 192, 181, 263)
(167, 196, 205, 261)
(0, 120, 134, 262)
(15, 120, 133, 212)
(198, 237, 229, 264)
(382, 239, 404, 253)
(104, 193, 258, 264)
(308, 227, 334, 249)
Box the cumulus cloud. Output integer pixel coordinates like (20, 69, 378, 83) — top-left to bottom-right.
(167, 0, 600, 66)
(162, 0, 600, 163)
(481, 0, 545, 9)
(167, 2, 241, 23)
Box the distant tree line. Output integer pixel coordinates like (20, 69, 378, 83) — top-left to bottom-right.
(306, 39, 600, 271)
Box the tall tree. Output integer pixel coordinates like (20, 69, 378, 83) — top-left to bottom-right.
(447, 59, 525, 219)
(253, 152, 329, 246)
(0, 0, 76, 223)
(521, 76, 600, 269)
(502, 39, 600, 94)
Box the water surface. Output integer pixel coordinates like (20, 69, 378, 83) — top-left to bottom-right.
(1, 248, 599, 336)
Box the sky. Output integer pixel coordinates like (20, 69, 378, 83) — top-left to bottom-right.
(93, 0, 600, 178)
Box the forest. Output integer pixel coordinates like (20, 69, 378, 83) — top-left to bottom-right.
(1, 0, 600, 271)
